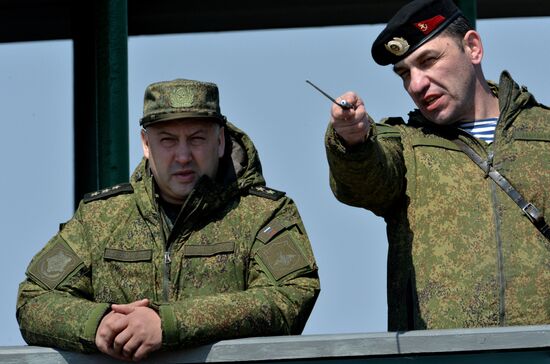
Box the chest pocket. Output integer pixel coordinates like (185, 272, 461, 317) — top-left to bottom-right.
(509, 131, 550, 194)
(178, 241, 241, 296)
(98, 248, 154, 303)
(409, 137, 486, 222)
(410, 137, 472, 191)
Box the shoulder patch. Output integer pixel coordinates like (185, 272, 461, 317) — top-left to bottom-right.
(83, 183, 133, 203)
(27, 240, 83, 290)
(256, 235, 310, 281)
(248, 186, 285, 201)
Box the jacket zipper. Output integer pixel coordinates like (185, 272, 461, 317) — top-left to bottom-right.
(159, 210, 172, 302)
(163, 250, 172, 301)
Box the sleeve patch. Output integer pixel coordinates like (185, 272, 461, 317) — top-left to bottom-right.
(83, 183, 134, 203)
(27, 240, 83, 290)
(248, 186, 286, 200)
(256, 235, 309, 281)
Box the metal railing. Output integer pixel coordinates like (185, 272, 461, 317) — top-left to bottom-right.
(1, 325, 549, 363)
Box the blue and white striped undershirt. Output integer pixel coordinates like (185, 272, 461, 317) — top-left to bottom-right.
(457, 117, 498, 143)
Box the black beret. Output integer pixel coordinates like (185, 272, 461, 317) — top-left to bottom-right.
(371, 0, 462, 65)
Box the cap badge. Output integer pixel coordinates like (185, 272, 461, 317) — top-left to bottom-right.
(385, 37, 410, 56)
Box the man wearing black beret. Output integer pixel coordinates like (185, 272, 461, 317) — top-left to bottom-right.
(325, 0, 549, 331)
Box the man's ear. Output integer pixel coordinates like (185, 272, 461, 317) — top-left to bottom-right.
(141, 129, 151, 159)
(463, 30, 483, 65)
(218, 126, 226, 158)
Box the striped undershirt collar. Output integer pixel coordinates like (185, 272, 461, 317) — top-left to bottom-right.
(457, 117, 498, 144)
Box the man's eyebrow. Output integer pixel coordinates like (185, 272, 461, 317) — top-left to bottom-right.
(393, 46, 441, 74)
(393, 64, 407, 74)
(189, 127, 208, 136)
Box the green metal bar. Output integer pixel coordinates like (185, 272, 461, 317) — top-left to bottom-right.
(96, 0, 129, 189)
(73, 3, 99, 208)
(73, 0, 129, 207)
(455, 0, 477, 29)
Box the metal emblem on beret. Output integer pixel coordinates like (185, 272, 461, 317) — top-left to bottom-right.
(385, 37, 410, 56)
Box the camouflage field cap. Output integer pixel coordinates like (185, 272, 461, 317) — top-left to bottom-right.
(140, 79, 227, 127)
(371, 0, 462, 65)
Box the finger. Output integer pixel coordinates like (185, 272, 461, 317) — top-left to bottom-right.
(331, 104, 354, 122)
(338, 92, 363, 110)
(111, 304, 135, 315)
(121, 335, 143, 360)
(113, 328, 133, 357)
(96, 313, 128, 352)
(131, 298, 150, 307)
(131, 343, 153, 362)
(112, 299, 150, 314)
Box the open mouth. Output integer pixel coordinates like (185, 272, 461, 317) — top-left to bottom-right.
(426, 96, 438, 105)
(424, 95, 441, 111)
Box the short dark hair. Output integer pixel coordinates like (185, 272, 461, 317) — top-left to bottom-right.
(441, 16, 473, 40)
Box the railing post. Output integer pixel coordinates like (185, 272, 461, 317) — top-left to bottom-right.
(97, 0, 129, 190)
(72, 0, 128, 208)
(455, 0, 477, 28)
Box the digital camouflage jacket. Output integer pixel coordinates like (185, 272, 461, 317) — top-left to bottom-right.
(326, 71, 549, 331)
(17, 122, 320, 352)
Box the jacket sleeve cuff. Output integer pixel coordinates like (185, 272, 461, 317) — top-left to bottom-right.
(159, 304, 179, 348)
(325, 123, 376, 161)
(80, 302, 111, 350)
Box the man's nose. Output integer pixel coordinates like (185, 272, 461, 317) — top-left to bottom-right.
(174, 142, 192, 164)
(408, 68, 430, 96)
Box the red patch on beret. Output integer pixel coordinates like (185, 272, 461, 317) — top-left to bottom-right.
(414, 15, 446, 35)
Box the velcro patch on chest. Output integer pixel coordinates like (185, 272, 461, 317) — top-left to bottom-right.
(27, 240, 83, 290)
(256, 235, 309, 281)
(184, 242, 235, 257)
(104, 248, 153, 262)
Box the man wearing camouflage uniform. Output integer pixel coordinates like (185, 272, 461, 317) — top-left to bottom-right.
(17, 79, 320, 361)
(325, 0, 549, 331)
